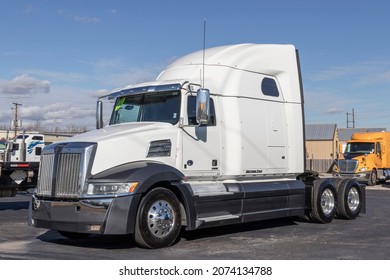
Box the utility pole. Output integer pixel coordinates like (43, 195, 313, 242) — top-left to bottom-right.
(346, 108, 355, 128)
(12, 102, 22, 138)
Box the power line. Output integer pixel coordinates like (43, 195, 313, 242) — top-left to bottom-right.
(346, 108, 355, 128)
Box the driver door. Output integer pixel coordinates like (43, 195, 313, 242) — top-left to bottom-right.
(181, 96, 221, 177)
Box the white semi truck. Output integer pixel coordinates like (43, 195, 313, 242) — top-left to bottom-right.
(30, 44, 365, 248)
(0, 133, 45, 197)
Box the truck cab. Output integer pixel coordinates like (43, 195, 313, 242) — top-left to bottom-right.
(335, 132, 390, 185)
(7, 134, 44, 162)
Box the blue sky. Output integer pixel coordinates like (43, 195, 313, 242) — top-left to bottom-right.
(1, 0, 390, 131)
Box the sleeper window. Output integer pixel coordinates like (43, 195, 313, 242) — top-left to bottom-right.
(261, 77, 279, 97)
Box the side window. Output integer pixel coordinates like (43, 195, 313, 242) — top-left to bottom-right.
(261, 77, 279, 97)
(187, 96, 216, 126)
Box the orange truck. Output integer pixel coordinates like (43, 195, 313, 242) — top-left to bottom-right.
(334, 131, 390, 185)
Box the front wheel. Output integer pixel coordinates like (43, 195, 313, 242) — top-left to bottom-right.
(368, 169, 377, 186)
(134, 187, 182, 249)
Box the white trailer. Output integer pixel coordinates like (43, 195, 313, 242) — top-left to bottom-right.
(0, 133, 45, 197)
(30, 44, 365, 248)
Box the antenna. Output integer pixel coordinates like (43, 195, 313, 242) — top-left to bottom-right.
(202, 19, 206, 88)
(196, 19, 210, 125)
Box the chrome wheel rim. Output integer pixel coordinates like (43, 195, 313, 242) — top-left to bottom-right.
(147, 200, 175, 237)
(321, 188, 335, 216)
(347, 187, 360, 212)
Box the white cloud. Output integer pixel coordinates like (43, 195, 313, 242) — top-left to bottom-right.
(0, 75, 50, 95)
(309, 60, 390, 86)
(91, 89, 110, 98)
(74, 15, 100, 24)
(0, 58, 167, 130)
(19, 102, 96, 129)
(21, 69, 86, 83)
(90, 57, 128, 72)
(77, 57, 163, 87)
(109, 9, 117, 14)
(1, 51, 24, 56)
(303, 87, 349, 122)
(23, 5, 33, 14)
(105, 67, 159, 86)
(325, 108, 344, 114)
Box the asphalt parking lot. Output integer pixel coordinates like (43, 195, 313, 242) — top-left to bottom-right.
(0, 185, 389, 260)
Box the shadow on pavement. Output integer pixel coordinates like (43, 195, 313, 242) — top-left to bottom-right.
(35, 218, 299, 250)
(36, 230, 138, 250)
(0, 201, 29, 211)
(182, 217, 299, 241)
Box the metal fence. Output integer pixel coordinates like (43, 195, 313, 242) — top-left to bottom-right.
(306, 159, 333, 173)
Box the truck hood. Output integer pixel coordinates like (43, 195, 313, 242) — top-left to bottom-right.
(65, 122, 174, 143)
(59, 122, 177, 175)
(343, 152, 367, 160)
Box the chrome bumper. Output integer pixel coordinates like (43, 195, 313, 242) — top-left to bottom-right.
(334, 171, 370, 182)
(29, 194, 141, 234)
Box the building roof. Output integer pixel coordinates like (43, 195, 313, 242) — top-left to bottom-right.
(338, 128, 387, 141)
(305, 124, 337, 141)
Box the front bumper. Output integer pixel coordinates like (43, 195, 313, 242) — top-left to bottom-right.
(334, 171, 370, 183)
(29, 193, 141, 235)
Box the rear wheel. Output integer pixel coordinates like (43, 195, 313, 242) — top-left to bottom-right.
(336, 179, 362, 219)
(309, 179, 337, 223)
(134, 187, 181, 249)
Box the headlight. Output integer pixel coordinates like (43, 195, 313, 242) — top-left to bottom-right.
(359, 167, 368, 172)
(87, 182, 138, 195)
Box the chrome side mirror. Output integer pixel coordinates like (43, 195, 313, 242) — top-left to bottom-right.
(96, 100, 103, 129)
(196, 88, 210, 125)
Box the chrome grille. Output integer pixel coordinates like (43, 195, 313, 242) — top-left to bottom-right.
(55, 153, 81, 197)
(36, 154, 55, 196)
(338, 159, 358, 173)
(36, 142, 95, 198)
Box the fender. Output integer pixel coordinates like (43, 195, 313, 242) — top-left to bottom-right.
(304, 178, 336, 210)
(89, 160, 184, 192)
(88, 160, 197, 232)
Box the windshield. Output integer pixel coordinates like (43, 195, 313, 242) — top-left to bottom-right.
(345, 142, 375, 154)
(109, 91, 181, 125)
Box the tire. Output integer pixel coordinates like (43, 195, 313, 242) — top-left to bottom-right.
(368, 169, 377, 186)
(310, 179, 337, 223)
(58, 231, 91, 239)
(336, 179, 362, 219)
(134, 187, 182, 249)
